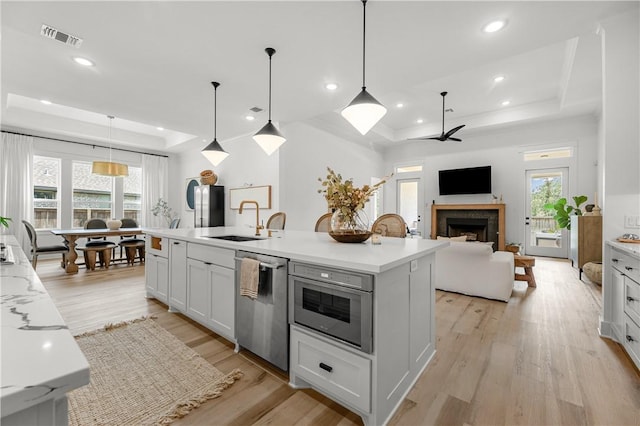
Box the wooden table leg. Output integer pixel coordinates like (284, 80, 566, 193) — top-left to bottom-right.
(64, 235, 79, 274)
(524, 266, 536, 287)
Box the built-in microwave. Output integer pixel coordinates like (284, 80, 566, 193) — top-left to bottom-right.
(288, 262, 373, 353)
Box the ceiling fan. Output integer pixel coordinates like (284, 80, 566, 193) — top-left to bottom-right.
(410, 91, 465, 142)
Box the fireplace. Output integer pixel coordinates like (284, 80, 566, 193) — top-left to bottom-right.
(446, 218, 488, 241)
(431, 203, 506, 251)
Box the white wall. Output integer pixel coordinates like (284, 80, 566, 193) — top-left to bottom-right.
(279, 122, 384, 231)
(600, 11, 640, 242)
(382, 115, 599, 245)
(174, 133, 279, 230)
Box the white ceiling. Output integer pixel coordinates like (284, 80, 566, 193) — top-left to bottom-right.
(1, 1, 637, 153)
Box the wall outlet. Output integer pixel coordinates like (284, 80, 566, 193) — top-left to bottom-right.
(624, 215, 640, 228)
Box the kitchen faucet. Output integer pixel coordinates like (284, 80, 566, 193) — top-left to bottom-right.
(239, 200, 263, 236)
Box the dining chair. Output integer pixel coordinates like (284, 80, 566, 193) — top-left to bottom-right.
(118, 218, 145, 265)
(81, 218, 115, 268)
(314, 213, 333, 232)
(22, 220, 68, 269)
(371, 214, 408, 238)
(266, 212, 286, 230)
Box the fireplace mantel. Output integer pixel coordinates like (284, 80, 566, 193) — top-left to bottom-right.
(431, 203, 506, 250)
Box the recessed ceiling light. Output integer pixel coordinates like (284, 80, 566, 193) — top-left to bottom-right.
(72, 56, 94, 67)
(396, 103, 404, 108)
(416, 119, 424, 124)
(483, 20, 507, 33)
(494, 75, 505, 83)
(325, 83, 338, 91)
(245, 115, 255, 121)
(40, 99, 52, 105)
(501, 100, 511, 106)
(156, 127, 164, 131)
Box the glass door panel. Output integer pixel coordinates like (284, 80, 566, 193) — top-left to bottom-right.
(525, 168, 568, 258)
(397, 178, 422, 237)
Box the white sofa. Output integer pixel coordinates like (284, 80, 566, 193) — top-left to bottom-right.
(435, 241, 515, 302)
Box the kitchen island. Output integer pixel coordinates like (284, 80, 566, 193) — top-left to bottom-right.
(0, 235, 89, 426)
(144, 226, 448, 426)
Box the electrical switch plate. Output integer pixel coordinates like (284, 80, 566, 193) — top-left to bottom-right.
(625, 215, 640, 228)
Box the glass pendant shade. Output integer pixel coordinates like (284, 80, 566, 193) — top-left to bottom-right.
(92, 115, 129, 177)
(92, 161, 128, 177)
(253, 120, 286, 155)
(201, 138, 229, 166)
(341, 88, 387, 135)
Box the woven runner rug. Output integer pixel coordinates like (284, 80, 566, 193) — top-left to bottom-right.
(68, 317, 243, 425)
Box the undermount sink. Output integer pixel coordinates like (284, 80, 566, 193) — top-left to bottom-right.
(206, 235, 263, 242)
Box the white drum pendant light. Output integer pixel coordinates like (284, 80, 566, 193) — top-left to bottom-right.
(201, 81, 229, 166)
(253, 47, 286, 155)
(92, 115, 129, 177)
(341, 0, 387, 135)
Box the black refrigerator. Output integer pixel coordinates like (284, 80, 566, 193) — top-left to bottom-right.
(194, 185, 225, 227)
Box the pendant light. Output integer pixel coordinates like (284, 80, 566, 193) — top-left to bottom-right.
(201, 81, 229, 166)
(92, 115, 129, 177)
(341, 0, 387, 135)
(253, 47, 286, 155)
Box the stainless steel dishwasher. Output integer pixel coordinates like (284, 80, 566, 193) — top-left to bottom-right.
(235, 250, 289, 371)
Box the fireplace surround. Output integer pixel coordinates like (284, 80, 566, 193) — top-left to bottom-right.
(431, 203, 505, 250)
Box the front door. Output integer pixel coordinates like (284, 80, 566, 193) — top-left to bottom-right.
(524, 168, 568, 258)
(397, 178, 423, 236)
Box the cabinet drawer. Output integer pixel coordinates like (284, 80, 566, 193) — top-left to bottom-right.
(146, 235, 168, 258)
(187, 243, 234, 268)
(611, 249, 640, 283)
(623, 314, 640, 370)
(291, 327, 370, 413)
(624, 277, 640, 325)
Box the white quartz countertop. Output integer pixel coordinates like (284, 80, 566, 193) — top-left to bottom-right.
(0, 235, 89, 417)
(607, 239, 640, 258)
(143, 227, 449, 273)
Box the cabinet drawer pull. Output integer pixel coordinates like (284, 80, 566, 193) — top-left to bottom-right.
(173, 241, 181, 245)
(625, 266, 634, 271)
(204, 262, 212, 265)
(319, 362, 333, 373)
(628, 296, 637, 302)
(612, 258, 619, 263)
(626, 335, 635, 342)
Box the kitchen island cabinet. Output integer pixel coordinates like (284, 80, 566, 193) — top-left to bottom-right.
(143, 226, 447, 426)
(1, 236, 89, 426)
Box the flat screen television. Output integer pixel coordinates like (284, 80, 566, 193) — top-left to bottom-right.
(438, 166, 492, 195)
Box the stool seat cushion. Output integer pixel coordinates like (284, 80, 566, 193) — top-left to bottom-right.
(85, 241, 116, 247)
(119, 239, 145, 245)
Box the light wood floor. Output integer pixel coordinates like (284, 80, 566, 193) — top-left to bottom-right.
(38, 257, 640, 426)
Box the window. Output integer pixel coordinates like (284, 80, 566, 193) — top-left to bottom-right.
(123, 166, 142, 222)
(72, 161, 113, 227)
(33, 156, 61, 229)
(524, 148, 572, 161)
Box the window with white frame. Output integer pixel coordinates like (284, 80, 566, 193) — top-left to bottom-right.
(33, 156, 61, 229)
(123, 166, 142, 223)
(72, 161, 113, 227)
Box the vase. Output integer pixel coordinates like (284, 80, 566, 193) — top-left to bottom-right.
(329, 208, 372, 243)
(106, 219, 122, 230)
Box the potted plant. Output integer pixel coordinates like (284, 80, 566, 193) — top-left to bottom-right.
(544, 195, 588, 230)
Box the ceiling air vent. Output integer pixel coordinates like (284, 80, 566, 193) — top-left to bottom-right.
(249, 107, 263, 113)
(40, 24, 83, 48)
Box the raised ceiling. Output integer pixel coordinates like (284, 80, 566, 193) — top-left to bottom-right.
(1, 1, 637, 153)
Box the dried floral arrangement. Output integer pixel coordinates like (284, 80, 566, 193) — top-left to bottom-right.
(151, 198, 178, 226)
(317, 167, 392, 227)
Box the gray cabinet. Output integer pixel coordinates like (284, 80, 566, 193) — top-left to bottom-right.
(570, 215, 602, 279)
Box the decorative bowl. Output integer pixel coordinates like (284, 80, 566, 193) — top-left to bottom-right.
(328, 231, 372, 243)
(106, 219, 122, 230)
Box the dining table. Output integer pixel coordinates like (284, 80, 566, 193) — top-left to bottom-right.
(50, 228, 144, 273)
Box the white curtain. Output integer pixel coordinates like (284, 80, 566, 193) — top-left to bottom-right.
(142, 154, 169, 227)
(0, 133, 34, 253)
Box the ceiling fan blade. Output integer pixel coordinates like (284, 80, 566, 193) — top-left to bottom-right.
(444, 124, 465, 138)
(447, 137, 462, 142)
(408, 134, 445, 141)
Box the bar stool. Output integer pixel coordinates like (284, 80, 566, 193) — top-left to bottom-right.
(77, 245, 113, 270)
(118, 218, 145, 265)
